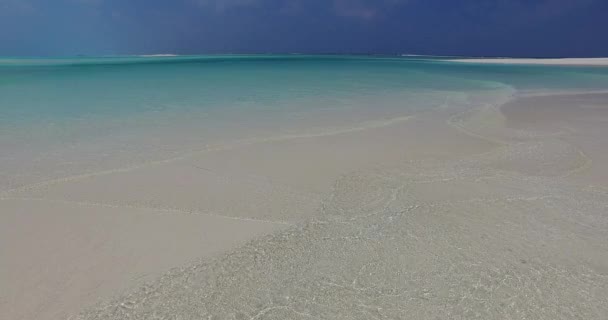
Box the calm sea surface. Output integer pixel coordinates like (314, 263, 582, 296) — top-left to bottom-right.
(2, 55, 608, 190)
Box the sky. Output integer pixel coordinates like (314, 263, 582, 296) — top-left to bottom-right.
(1, 0, 607, 57)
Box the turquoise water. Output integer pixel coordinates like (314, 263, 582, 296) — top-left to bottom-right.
(3, 55, 608, 124)
(2, 55, 608, 190)
(2, 55, 607, 123)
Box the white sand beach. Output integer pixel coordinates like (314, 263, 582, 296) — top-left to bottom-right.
(450, 57, 608, 66)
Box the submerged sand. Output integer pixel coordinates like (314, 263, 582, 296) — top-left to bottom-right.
(2, 90, 608, 319)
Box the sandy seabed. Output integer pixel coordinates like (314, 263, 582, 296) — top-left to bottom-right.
(1, 90, 608, 319)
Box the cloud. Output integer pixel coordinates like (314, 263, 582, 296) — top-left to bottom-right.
(278, 0, 304, 15)
(333, 0, 377, 20)
(333, 0, 411, 20)
(188, 0, 413, 19)
(0, 0, 35, 15)
(72, 0, 103, 4)
(0, 0, 104, 17)
(193, 0, 260, 12)
(532, 0, 597, 18)
(462, 0, 597, 21)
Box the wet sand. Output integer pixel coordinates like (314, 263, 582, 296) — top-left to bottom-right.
(2, 90, 608, 319)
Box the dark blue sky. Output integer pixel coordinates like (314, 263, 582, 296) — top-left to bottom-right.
(1, 0, 607, 57)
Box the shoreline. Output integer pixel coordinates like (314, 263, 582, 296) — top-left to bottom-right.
(448, 57, 608, 66)
(2, 63, 608, 318)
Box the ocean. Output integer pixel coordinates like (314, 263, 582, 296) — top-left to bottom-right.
(2, 55, 608, 191)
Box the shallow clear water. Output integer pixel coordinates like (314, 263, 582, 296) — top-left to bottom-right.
(1, 55, 608, 190)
